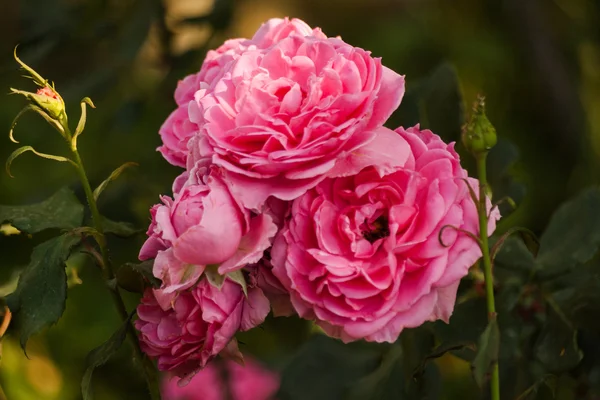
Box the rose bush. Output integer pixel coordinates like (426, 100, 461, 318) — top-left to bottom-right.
(136, 16, 497, 389)
(270, 125, 500, 343)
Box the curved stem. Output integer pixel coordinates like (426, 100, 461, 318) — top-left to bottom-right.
(476, 153, 500, 400)
(65, 127, 161, 400)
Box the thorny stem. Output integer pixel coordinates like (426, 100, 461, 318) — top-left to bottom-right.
(63, 125, 162, 400)
(476, 153, 500, 400)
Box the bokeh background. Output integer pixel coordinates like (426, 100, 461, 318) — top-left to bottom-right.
(0, 0, 597, 399)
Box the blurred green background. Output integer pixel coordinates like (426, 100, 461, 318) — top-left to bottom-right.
(0, 0, 598, 399)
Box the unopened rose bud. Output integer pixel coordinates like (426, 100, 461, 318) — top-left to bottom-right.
(10, 86, 66, 122)
(462, 96, 497, 156)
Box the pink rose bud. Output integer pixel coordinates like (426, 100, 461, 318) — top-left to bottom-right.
(11, 85, 65, 121)
(139, 168, 277, 308)
(271, 125, 500, 343)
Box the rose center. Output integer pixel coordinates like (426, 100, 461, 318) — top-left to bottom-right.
(361, 215, 390, 244)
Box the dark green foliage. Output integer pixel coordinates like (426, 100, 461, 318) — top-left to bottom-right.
(472, 319, 501, 387)
(81, 313, 133, 400)
(6, 233, 81, 351)
(102, 217, 141, 237)
(535, 187, 600, 280)
(117, 260, 160, 293)
(0, 187, 83, 233)
(534, 302, 582, 372)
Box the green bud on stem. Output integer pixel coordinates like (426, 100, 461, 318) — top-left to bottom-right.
(461, 95, 497, 156)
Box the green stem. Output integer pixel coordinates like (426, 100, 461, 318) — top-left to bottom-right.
(476, 153, 500, 400)
(65, 128, 161, 400)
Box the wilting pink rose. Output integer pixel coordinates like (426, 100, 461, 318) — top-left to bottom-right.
(162, 357, 280, 400)
(161, 18, 326, 167)
(271, 125, 500, 343)
(188, 31, 407, 209)
(139, 169, 276, 308)
(136, 279, 270, 380)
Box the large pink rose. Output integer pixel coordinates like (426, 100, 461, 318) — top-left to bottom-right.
(139, 169, 276, 308)
(160, 18, 326, 167)
(161, 357, 280, 400)
(135, 280, 270, 380)
(271, 125, 500, 343)
(188, 32, 407, 209)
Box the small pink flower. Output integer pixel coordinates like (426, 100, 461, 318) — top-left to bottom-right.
(136, 280, 270, 380)
(161, 357, 280, 400)
(187, 31, 407, 209)
(139, 169, 277, 308)
(271, 125, 500, 343)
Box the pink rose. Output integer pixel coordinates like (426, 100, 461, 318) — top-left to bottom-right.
(188, 32, 407, 209)
(251, 17, 326, 48)
(271, 125, 500, 343)
(139, 169, 276, 308)
(161, 357, 280, 400)
(135, 280, 270, 380)
(139, 170, 246, 265)
(162, 18, 326, 167)
(158, 105, 200, 167)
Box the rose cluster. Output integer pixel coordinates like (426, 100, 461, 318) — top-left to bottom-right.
(136, 17, 500, 382)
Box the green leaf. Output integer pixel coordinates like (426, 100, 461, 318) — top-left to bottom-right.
(117, 260, 160, 292)
(277, 334, 385, 400)
(0, 187, 84, 233)
(6, 234, 81, 351)
(227, 270, 247, 296)
(493, 236, 536, 275)
(420, 63, 465, 142)
(534, 299, 583, 372)
(71, 97, 95, 150)
(471, 319, 500, 387)
(119, 260, 160, 289)
(434, 297, 488, 361)
(346, 344, 404, 400)
(93, 162, 138, 202)
(102, 217, 141, 237)
(6, 145, 75, 177)
(536, 187, 600, 280)
(204, 264, 225, 289)
(413, 340, 475, 378)
(515, 375, 557, 400)
(551, 276, 600, 333)
(81, 312, 133, 400)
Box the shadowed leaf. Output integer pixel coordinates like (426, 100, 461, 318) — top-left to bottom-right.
(6, 234, 81, 351)
(471, 319, 500, 387)
(0, 187, 84, 233)
(81, 312, 133, 400)
(536, 187, 600, 280)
